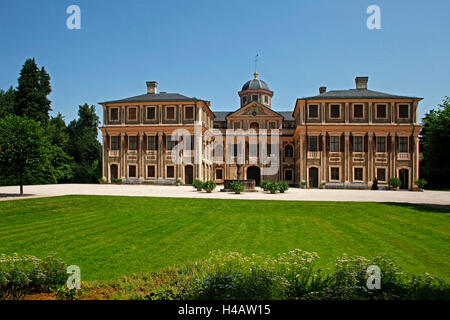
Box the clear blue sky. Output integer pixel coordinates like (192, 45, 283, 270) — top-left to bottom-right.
(0, 0, 449, 124)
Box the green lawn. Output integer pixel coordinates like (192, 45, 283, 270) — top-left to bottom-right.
(0, 195, 448, 281)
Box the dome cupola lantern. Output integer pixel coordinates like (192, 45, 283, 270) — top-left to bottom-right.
(238, 72, 274, 108)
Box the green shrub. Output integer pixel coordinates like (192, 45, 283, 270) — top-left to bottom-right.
(194, 270, 276, 300)
(415, 178, 427, 189)
(98, 178, 105, 184)
(231, 181, 244, 194)
(193, 179, 203, 191)
(0, 253, 68, 300)
(114, 178, 122, 184)
(267, 182, 278, 194)
(277, 182, 289, 193)
(388, 178, 401, 189)
(144, 250, 449, 301)
(260, 180, 269, 191)
(203, 180, 216, 193)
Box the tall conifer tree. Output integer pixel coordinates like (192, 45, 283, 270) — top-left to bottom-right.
(15, 58, 52, 125)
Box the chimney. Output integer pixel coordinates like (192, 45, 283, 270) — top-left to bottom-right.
(355, 76, 368, 90)
(146, 81, 158, 94)
(319, 86, 327, 94)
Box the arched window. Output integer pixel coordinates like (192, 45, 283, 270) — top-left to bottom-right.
(285, 145, 293, 158)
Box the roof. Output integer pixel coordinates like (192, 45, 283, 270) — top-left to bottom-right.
(213, 110, 294, 121)
(302, 89, 421, 100)
(241, 79, 271, 91)
(100, 92, 200, 104)
(213, 111, 233, 122)
(279, 111, 295, 121)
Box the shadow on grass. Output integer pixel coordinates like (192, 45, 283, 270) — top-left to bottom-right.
(0, 193, 35, 198)
(382, 202, 450, 213)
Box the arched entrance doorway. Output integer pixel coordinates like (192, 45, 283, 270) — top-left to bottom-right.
(399, 168, 409, 190)
(184, 165, 193, 185)
(110, 164, 118, 182)
(309, 167, 319, 188)
(247, 166, 261, 186)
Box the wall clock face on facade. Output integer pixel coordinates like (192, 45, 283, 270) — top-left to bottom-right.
(252, 111, 257, 116)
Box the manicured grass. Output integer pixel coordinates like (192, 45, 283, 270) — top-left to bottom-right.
(0, 195, 448, 281)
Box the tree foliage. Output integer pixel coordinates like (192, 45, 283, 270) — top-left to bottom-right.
(0, 87, 16, 119)
(48, 113, 69, 149)
(420, 96, 450, 189)
(67, 104, 102, 183)
(15, 58, 52, 125)
(0, 58, 105, 191)
(0, 116, 51, 194)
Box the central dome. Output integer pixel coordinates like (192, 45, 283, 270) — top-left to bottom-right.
(241, 78, 270, 91)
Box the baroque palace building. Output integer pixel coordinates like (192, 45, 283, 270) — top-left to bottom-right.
(100, 74, 422, 190)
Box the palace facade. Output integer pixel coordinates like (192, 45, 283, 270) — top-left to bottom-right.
(99, 74, 422, 190)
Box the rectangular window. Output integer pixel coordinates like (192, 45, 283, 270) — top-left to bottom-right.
(264, 96, 269, 104)
(309, 136, 318, 151)
(110, 108, 119, 121)
(330, 167, 340, 181)
(233, 122, 241, 129)
(399, 137, 409, 152)
(330, 104, 340, 118)
(146, 106, 156, 120)
(269, 122, 276, 129)
(128, 107, 137, 121)
(353, 104, 364, 118)
(110, 136, 119, 150)
(128, 136, 137, 150)
(376, 104, 387, 119)
(166, 106, 175, 120)
(377, 168, 386, 182)
(166, 166, 175, 178)
(267, 143, 272, 156)
(216, 169, 223, 180)
(167, 136, 176, 150)
(185, 106, 194, 120)
(147, 136, 156, 150)
(376, 136, 386, 152)
(147, 165, 156, 178)
(353, 136, 363, 152)
(242, 96, 247, 105)
(330, 136, 340, 152)
(252, 95, 258, 102)
(354, 167, 363, 181)
(308, 105, 319, 118)
(399, 104, 409, 119)
(285, 170, 293, 181)
(129, 165, 136, 178)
